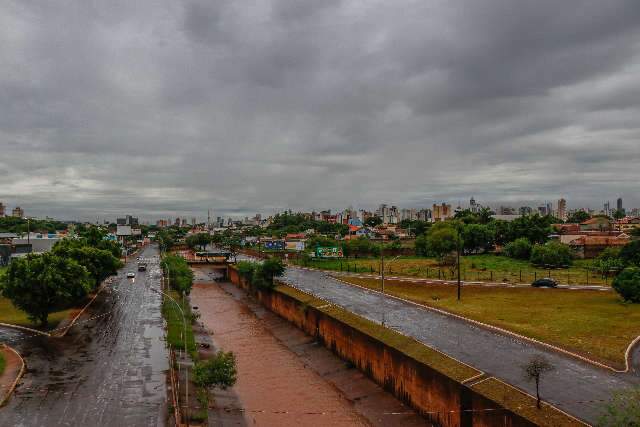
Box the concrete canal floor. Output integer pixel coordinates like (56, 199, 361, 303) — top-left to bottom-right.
(190, 266, 427, 427)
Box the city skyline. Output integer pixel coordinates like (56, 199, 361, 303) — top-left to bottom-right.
(1, 1, 640, 220)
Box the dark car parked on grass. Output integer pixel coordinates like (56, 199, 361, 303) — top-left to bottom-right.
(531, 278, 558, 288)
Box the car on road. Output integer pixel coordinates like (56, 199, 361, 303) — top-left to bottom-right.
(531, 278, 558, 288)
(127, 272, 136, 278)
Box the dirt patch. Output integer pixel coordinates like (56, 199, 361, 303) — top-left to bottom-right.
(191, 280, 428, 427)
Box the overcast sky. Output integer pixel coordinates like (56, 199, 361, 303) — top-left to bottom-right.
(1, 1, 639, 221)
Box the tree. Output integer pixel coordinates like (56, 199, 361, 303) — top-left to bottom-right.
(156, 229, 177, 252)
(503, 238, 532, 260)
(592, 247, 625, 277)
(612, 268, 640, 303)
(96, 239, 123, 259)
(620, 241, 640, 267)
(364, 216, 382, 227)
(425, 223, 461, 262)
(161, 254, 194, 295)
(599, 386, 640, 426)
(193, 351, 237, 390)
(530, 241, 573, 267)
(414, 233, 429, 257)
(186, 233, 212, 251)
(80, 226, 108, 246)
(613, 209, 626, 220)
(260, 257, 286, 288)
(222, 236, 242, 262)
(523, 355, 554, 409)
(1, 253, 92, 327)
(53, 240, 123, 288)
(460, 223, 494, 254)
(566, 210, 590, 224)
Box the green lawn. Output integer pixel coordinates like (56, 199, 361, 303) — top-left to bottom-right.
(0, 297, 74, 330)
(293, 254, 610, 286)
(0, 352, 5, 376)
(339, 276, 640, 368)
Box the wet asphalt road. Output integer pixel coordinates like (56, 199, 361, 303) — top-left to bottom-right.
(281, 267, 640, 425)
(0, 245, 168, 427)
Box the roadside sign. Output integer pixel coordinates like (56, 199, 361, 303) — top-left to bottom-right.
(316, 246, 343, 258)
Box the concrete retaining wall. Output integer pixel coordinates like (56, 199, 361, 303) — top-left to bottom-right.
(228, 267, 575, 427)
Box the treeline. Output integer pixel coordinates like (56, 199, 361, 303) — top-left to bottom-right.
(0, 216, 67, 234)
(235, 258, 285, 290)
(0, 237, 123, 326)
(265, 212, 348, 236)
(414, 213, 556, 257)
(160, 254, 194, 295)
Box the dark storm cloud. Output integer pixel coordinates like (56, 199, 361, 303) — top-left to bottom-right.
(1, 0, 640, 221)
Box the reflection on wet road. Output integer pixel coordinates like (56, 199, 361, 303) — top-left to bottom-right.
(0, 245, 168, 427)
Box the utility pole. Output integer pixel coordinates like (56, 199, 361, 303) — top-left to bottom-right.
(457, 230, 462, 301)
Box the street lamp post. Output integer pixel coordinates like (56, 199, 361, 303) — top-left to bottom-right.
(155, 286, 188, 426)
(380, 251, 400, 326)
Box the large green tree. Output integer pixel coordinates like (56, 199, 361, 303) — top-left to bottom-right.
(620, 241, 640, 267)
(186, 233, 212, 251)
(425, 223, 461, 262)
(1, 253, 92, 326)
(566, 211, 590, 224)
(612, 268, 640, 303)
(52, 240, 123, 288)
(460, 223, 494, 254)
(530, 241, 573, 267)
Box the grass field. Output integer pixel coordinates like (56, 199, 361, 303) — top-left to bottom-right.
(338, 276, 640, 368)
(0, 297, 74, 330)
(293, 254, 610, 286)
(162, 289, 197, 358)
(0, 352, 5, 376)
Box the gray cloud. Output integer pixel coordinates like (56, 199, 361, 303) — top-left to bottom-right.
(1, 0, 640, 221)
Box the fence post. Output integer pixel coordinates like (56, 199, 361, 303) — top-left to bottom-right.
(490, 271, 493, 282)
(534, 271, 537, 281)
(438, 269, 441, 280)
(519, 270, 522, 282)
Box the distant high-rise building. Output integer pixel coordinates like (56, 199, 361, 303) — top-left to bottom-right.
(557, 198, 567, 221)
(617, 197, 623, 213)
(519, 206, 532, 216)
(117, 215, 139, 226)
(191, 217, 196, 226)
(499, 206, 516, 215)
(0, 202, 5, 217)
(432, 203, 452, 222)
(11, 206, 24, 218)
(604, 201, 611, 217)
(469, 197, 478, 213)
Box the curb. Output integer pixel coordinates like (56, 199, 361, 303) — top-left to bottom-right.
(276, 280, 590, 426)
(328, 275, 638, 374)
(52, 280, 109, 338)
(0, 323, 50, 337)
(0, 344, 26, 407)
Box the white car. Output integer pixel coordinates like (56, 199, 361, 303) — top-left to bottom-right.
(126, 272, 136, 278)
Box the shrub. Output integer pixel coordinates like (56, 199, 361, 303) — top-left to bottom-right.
(161, 254, 194, 295)
(612, 268, 640, 303)
(193, 351, 237, 390)
(503, 238, 532, 260)
(620, 241, 640, 267)
(530, 241, 573, 267)
(236, 261, 256, 280)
